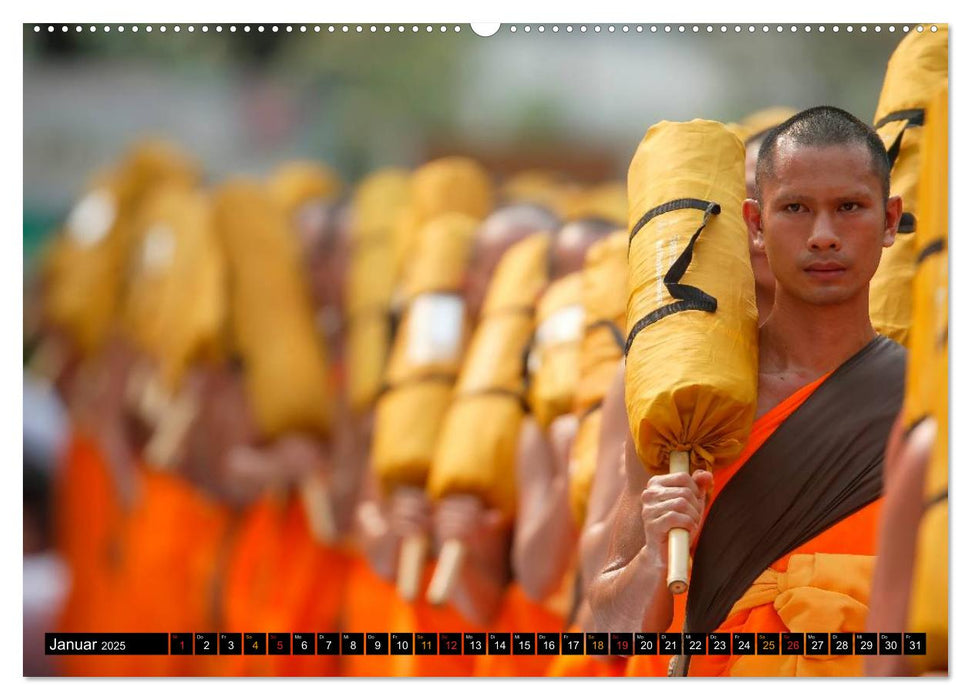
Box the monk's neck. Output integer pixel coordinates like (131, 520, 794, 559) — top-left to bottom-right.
(759, 288, 876, 379)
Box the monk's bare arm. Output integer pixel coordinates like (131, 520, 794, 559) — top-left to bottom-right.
(512, 416, 577, 602)
(587, 437, 674, 633)
(578, 361, 628, 589)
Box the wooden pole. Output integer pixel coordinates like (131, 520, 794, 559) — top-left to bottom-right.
(667, 450, 691, 595)
(397, 534, 429, 601)
(426, 539, 465, 605)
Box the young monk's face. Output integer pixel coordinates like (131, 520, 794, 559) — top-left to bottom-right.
(749, 140, 900, 307)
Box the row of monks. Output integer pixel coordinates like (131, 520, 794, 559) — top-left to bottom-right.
(28, 25, 947, 677)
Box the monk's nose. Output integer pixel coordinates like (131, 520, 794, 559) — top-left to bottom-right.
(806, 214, 841, 251)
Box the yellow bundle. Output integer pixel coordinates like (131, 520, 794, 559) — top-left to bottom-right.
(501, 169, 576, 219)
(392, 156, 494, 281)
(527, 272, 584, 430)
(41, 140, 200, 357)
(625, 119, 758, 476)
(122, 185, 226, 393)
(345, 169, 412, 413)
(266, 160, 342, 216)
(869, 25, 948, 345)
(905, 83, 948, 674)
(569, 231, 627, 525)
(738, 106, 798, 143)
(41, 171, 132, 356)
(563, 181, 629, 227)
(211, 179, 333, 439)
(372, 213, 480, 491)
(428, 233, 552, 518)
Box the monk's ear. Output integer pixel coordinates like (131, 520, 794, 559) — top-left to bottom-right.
(884, 195, 904, 248)
(742, 198, 764, 252)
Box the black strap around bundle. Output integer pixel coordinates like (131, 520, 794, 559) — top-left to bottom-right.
(587, 319, 626, 352)
(917, 238, 946, 264)
(625, 199, 721, 356)
(876, 108, 925, 169)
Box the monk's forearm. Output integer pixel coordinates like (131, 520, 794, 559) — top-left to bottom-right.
(589, 545, 673, 633)
(513, 474, 577, 602)
(450, 548, 509, 626)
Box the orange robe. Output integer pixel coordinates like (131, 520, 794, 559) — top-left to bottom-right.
(340, 553, 399, 677)
(627, 373, 830, 677)
(386, 562, 482, 677)
(472, 583, 564, 677)
(546, 624, 628, 677)
(53, 431, 127, 676)
(220, 494, 346, 676)
(108, 468, 231, 676)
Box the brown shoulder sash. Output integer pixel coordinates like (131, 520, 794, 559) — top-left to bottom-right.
(684, 335, 906, 635)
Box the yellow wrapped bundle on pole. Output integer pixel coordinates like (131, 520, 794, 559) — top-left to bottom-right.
(526, 272, 584, 430)
(426, 232, 553, 603)
(266, 160, 342, 216)
(391, 156, 494, 282)
(121, 185, 227, 466)
(212, 178, 333, 440)
(39, 140, 200, 362)
(563, 181, 629, 228)
(569, 231, 627, 526)
(373, 213, 480, 491)
(41, 171, 133, 359)
(625, 120, 758, 594)
(371, 213, 479, 599)
(212, 179, 336, 541)
(869, 25, 948, 345)
(904, 83, 948, 674)
(500, 170, 576, 220)
(738, 106, 798, 143)
(345, 169, 412, 413)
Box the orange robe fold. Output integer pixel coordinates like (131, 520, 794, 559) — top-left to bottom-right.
(627, 373, 830, 677)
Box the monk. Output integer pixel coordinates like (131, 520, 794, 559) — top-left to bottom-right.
(345, 202, 560, 677)
(438, 217, 613, 676)
(590, 106, 905, 677)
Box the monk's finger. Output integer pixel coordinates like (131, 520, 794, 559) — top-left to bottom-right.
(692, 469, 714, 494)
(644, 471, 702, 498)
(648, 487, 704, 517)
(649, 511, 698, 538)
(643, 495, 701, 524)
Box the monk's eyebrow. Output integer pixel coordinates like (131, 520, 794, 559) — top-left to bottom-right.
(772, 191, 811, 202)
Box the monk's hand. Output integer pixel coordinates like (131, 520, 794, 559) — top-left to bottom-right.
(434, 495, 506, 556)
(639, 468, 714, 567)
(388, 485, 432, 540)
(272, 434, 334, 486)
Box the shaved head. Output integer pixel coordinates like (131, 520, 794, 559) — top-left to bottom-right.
(464, 203, 561, 319)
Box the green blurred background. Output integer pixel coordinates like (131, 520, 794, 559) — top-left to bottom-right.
(24, 22, 904, 262)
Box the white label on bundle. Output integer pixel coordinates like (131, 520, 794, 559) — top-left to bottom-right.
(529, 304, 584, 374)
(141, 223, 176, 272)
(407, 293, 465, 365)
(66, 189, 117, 248)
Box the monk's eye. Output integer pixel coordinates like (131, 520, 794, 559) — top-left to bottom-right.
(839, 202, 861, 212)
(784, 203, 804, 213)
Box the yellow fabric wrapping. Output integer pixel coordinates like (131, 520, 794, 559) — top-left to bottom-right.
(869, 25, 948, 345)
(625, 120, 758, 474)
(568, 231, 627, 525)
(428, 233, 552, 519)
(738, 106, 798, 142)
(372, 213, 480, 491)
(122, 185, 226, 393)
(905, 83, 948, 674)
(392, 157, 494, 282)
(41, 141, 200, 356)
(211, 179, 333, 439)
(501, 170, 576, 218)
(727, 553, 874, 676)
(527, 273, 584, 430)
(563, 181, 628, 227)
(266, 161, 342, 215)
(345, 169, 412, 413)
(41, 171, 133, 356)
